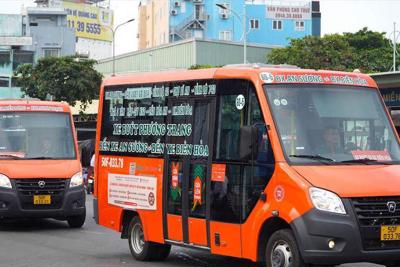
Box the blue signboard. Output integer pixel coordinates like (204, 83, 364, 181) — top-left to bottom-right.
(381, 88, 400, 107)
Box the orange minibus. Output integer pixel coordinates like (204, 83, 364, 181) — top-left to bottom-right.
(0, 99, 85, 228)
(94, 65, 400, 266)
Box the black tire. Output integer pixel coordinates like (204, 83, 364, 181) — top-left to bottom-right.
(265, 229, 309, 267)
(153, 243, 171, 261)
(67, 210, 86, 228)
(128, 216, 160, 261)
(385, 261, 400, 267)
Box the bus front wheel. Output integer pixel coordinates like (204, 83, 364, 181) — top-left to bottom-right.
(67, 211, 86, 228)
(128, 216, 170, 261)
(265, 229, 309, 267)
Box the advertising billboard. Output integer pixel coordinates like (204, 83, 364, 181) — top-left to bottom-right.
(266, 3, 311, 20)
(63, 2, 113, 42)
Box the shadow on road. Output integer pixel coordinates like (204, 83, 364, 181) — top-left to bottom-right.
(166, 248, 254, 267)
(0, 218, 70, 232)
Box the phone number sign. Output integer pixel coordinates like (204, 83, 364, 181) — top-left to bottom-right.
(63, 2, 113, 42)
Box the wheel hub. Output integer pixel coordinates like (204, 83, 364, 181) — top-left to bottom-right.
(271, 243, 292, 267)
(131, 223, 145, 254)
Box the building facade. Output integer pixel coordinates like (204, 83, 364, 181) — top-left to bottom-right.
(0, 9, 75, 99)
(38, 0, 114, 60)
(24, 7, 76, 61)
(370, 71, 400, 134)
(138, 0, 321, 50)
(0, 15, 33, 98)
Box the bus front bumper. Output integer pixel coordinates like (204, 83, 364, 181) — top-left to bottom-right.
(291, 202, 400, 265)
(0, 186, 85, 219)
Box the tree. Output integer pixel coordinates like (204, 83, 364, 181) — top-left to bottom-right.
(267, 28, 396, 73)
(188, 64, 216, 70)
(14, 56, 102, 109)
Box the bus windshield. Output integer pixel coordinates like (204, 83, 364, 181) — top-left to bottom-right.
(264, 84, 400, 164)
(0, 112, 76, 159)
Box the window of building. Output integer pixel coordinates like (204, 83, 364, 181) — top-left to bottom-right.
(0, 77, 9, 87)
(13, 51, 34, 70)
(43, 48, 60, 58)
(218, 3, 231, 15)
(272, 20, 282, 30)
(11, 77, 18, 87)
(250, 19, 259, 29)
(0, 52, 11, 66)
(295, 20, 305, 31)
(219, 30, 232, 41)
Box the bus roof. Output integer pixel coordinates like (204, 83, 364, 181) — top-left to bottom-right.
(102, 65, 377, 88)
(0, 99, 71, 113)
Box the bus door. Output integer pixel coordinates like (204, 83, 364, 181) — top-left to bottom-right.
(164, 96, 215, 248)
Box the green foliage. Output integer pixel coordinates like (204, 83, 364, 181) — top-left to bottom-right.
(14, 56, 102, 110)
(188, 64, 215, 70)
(267, 28, 396, 73)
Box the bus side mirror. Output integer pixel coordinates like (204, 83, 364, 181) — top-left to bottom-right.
(239, 126, 259, 161)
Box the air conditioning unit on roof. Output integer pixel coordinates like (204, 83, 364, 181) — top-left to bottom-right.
(171, 9, 178, 15)
(174, 1, 180, 7)
(193, 0, 202, 3)
(220, 13, 228, 19)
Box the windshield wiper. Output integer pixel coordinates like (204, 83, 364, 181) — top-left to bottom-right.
(289, 154, 335, 163)
(0, 154, 24, 159)
(340, 158, 391, 165)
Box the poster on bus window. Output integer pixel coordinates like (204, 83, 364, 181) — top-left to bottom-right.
(108, 173, 157, 210)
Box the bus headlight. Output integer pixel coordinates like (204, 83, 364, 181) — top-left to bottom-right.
(70, 172, 83, 188)
(0, 174, 12, 189)
(309, 187, 346, 214)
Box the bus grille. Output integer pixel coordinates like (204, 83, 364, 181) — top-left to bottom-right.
(351, 196, 400, 250)
(15, 179, 67, 210)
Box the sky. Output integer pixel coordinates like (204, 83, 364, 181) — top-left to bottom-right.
(1, 0, 400, 56)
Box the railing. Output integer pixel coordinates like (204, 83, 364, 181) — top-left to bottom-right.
(170, 12, 207, 39)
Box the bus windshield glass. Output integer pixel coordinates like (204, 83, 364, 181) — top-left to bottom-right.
(0, 112, 75, 159)
(264, 84, 400, 164)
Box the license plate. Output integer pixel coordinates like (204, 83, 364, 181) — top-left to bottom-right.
(381, 225, 400, 241)
(33, 195, 51, 205)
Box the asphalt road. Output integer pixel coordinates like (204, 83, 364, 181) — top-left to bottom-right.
(0, 195, 385, 267)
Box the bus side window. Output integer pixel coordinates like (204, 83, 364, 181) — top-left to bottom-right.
(243, 90, 275, 220)
(211, 80, 275, 223)
(212, 79, 247, 223)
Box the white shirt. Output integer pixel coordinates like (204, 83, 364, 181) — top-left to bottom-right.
(90, 154, 95, 167)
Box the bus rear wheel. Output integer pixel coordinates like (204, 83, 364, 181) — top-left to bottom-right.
(265, 229, 309, 267)
(128, 216, 170, 261)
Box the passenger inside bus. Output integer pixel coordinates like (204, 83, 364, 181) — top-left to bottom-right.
(315, 127, 344, 154)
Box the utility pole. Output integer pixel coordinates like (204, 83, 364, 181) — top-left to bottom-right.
(216, 3, 247, 64)
(394, 22, 397, 72)
(104, 18, 135, 76)
(243, 3, 247, 64)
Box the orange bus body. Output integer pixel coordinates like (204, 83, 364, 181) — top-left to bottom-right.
(94, 66, 400, 266)
(0, 100, 85, 227)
